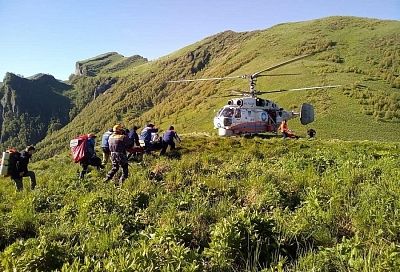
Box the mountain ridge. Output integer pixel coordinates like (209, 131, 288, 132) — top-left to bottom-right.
(0, 72, 72, 148)
(0, 51, 148, 150)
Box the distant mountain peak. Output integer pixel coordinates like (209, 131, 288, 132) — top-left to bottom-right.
(74, 52, 148, 77)
(29, 73, 56, 80)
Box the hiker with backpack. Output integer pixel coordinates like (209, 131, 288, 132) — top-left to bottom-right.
(70, 133, 103, 179)
(9, 146, 36, 191)
(104, 124, 131, 185)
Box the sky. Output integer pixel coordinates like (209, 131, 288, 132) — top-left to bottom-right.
(0, 0, 399, 81)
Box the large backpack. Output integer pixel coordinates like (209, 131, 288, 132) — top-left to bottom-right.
(0, 148, 20, 177)
(70, 135, 88, 163)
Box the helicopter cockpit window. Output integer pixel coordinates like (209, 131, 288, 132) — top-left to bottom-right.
(234, 109, 241, 118)
(256, 98, 265, 107)
(221, 108, 234, 117)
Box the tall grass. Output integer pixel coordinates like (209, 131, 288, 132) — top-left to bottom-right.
(0, 136, 399, 271)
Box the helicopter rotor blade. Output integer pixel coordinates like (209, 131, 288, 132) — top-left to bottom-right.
(252, 53, 314, 78)
(167, 75, 244, 83)
(256, 73, 301, 78)
(260, 85, 342, 94)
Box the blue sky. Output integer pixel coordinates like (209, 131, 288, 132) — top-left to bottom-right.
(0, 0, 399, 81)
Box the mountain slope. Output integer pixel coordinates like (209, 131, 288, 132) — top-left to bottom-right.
(37, 16, 400, 159)
(0, 52, 148, 150)
(0, 73, 73, 149)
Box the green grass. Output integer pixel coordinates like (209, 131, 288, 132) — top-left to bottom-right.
(1, 136, 399, 271)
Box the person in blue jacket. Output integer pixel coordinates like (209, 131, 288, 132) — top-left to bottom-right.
(101, 128, 113, 165)
(139, 123, 158, 152)
(160, 126, 181, 155)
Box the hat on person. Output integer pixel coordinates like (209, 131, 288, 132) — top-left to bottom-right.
(87, 133, 96, 138)
(147, 123, 154, 127)
(113, 124, 123, 132)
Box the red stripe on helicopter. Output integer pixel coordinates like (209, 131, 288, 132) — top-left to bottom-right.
(228, 121, 276, 133)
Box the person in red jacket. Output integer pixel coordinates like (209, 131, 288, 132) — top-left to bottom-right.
(278, 120, 289, 138)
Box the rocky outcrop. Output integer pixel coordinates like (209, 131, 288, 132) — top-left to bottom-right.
(75, 52, 148, 77)
(93, 78, 117, 99)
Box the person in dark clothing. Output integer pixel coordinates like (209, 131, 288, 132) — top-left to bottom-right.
(128, 126, 140, 147)
(11, 145, 36, 191)
(79, 133, 103, 179)
(104, 124, 131, 185)
(160, 126, 181, 155)
(139, 123, 159, 153)
(101, 128, 113, 166)
(127, 125, 142, 161)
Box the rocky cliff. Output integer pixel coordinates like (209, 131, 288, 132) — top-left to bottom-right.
(0, 73, 72, 149)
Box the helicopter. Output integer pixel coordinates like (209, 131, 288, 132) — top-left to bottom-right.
(168, 53, 341, 136)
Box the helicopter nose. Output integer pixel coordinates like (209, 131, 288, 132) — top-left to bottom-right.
(213, 117, 221, 128)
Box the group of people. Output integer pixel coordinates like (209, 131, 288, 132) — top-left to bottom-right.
(81, 123, 181, 185)
(9, 120, 315, 191)
(7, 124, 181, 191)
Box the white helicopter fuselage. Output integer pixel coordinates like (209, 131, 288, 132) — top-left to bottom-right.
(213, 97, 299, 136)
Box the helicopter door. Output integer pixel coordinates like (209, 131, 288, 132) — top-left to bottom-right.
(300, 103, 314, 125)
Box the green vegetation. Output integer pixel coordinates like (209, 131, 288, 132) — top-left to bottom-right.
(343, 84, 400, 122)
(31, 16, 400, 160)
(1, 137, 399, 271)
(0, 73, 72, 150)
(1, 16, 399, 270)
(0, 53, 146, 151)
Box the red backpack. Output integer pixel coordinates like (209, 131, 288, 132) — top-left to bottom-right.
(70, 135, 88, 163)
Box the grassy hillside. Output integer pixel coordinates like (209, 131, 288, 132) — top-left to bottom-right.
(35, 16, 400, 160)
(0, 137, 399, 271)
